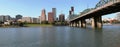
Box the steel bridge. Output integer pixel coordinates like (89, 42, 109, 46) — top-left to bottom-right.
(69, 0, 120, 28)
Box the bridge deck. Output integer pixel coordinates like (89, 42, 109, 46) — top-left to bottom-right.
(70, 1, 120, 22)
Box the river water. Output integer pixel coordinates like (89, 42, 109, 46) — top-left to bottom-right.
(0, 25, 120, 47)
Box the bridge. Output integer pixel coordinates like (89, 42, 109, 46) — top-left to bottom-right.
(69, 0, 120, 28)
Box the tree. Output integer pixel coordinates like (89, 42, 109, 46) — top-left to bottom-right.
(41, 21, 48, 24)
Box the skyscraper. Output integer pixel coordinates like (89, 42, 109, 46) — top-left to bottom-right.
(48, 12, 54, 23)
(69, 10, 72, 15)
(59, 14, 65, 22)
(71, 6, 74, 12)
(52, 8, 56, 21)
(69, 6, 74, 20)
(71, 6, 74, 14)
(41, 9, 46, 22)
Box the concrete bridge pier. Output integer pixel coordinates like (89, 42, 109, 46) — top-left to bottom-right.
(73, 22, 77, 27)
(76, 21, 79, 27)
(79, 20, 82, 27)
(69, 23, 71, 26)
(92, 16, 102, 29)
(78, 21, 81, 27)
(70, 22, 73, 27)
(72, 22, 74, 27)
(75, 21, 78, 27)
(69, 23, 72, 27)
(81, 19, 86, 28)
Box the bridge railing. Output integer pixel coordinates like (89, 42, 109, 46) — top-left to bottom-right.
(69, 14, 79, 20)
(80, 8, 94, 16)
(95, 0, 120, 9)
(69, 8, 94, 20)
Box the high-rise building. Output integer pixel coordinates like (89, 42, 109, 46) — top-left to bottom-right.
(71, 6, 74, 14)
(59, 14, 65, 22)
(71, 6, 74, 12)
(41, 9, 46, 22)
(22, 17, 32, 23)
(52, 8, 56, 21)
(69, 10, 72, 15)
(48, 12, 54, 23)
(69, 6, 74, 20)
(16, 14, 22, 20)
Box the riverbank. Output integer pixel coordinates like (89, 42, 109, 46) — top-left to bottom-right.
(103, 23, 120, 26)
(0, 24, 53, 27)
(24, 24, 53, 27)
(0, 25, 24, 28)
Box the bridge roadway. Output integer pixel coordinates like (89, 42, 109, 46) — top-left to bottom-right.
(69, 0, 120, 28)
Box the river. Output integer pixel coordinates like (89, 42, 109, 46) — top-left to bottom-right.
(0, 25, 120, 47)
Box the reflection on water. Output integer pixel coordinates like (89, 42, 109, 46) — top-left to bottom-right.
(0, 25, 120, 47)
(94, 29, 103, 47)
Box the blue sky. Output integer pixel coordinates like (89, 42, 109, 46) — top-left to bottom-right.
(0, 0, 117, 19)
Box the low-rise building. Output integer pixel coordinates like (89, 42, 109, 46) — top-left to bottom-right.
(59, 14, 65, 22)
(0, 15, 11, 22)
(31, 18, 39, 23)
(22, 17, 32, 23)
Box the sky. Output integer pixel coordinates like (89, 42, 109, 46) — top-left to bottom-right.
(0, 0, 118, 19)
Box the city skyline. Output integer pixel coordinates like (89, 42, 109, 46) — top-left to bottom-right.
(0, 0, 118, 19)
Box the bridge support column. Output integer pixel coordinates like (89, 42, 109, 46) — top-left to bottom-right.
(73, 22, 75, 27)
(75, 21, 78, 27)
(73, 22, 74, 27)
(82, 19, 86, 28)
(78, 20, 81, 27)
(80, 19, 86, 28)
(71, 22, 73, 27)
(76, 21, 79, 27)
(71, 23, 73, 27)
(69, 22, 72, 26)
(69, 23, 71, 26)
(73, 22, 77, 27)
(92, 16, 102, 29)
